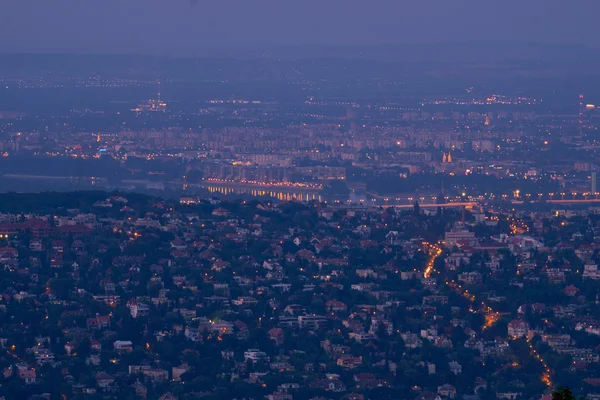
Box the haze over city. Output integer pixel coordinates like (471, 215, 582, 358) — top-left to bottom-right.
(2, 0, 600, 54)
(0, 2, 599, 400)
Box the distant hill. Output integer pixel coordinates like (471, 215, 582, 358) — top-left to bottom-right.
(262, 41, 598, 63)
(1, 41, 599, 71)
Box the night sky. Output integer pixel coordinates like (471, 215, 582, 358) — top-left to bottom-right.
(1, 0, 599, 55)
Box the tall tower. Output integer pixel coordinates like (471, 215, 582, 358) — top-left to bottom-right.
(155, 80, 166, 112)
(157, 80, 161, 104)
(592, 171, 597, 195)
(579, 94, 585, 136)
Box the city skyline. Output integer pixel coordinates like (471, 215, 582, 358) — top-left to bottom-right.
(0, 3, 599, 398)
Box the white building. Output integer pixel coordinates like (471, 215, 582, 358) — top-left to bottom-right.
(507, 320, 530, 338)
(445, 230, 475, 246)
(244, 349, 269, 363)
(583, 264, 600, 280)
(113, 340, 133, 352)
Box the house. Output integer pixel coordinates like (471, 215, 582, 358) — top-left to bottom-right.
(95, 372, 115, 389)
(341, 394, 364, 400)
(131, 380, 148, 399)
(71, 239, 85, 251)
(129, 365, 151, 375)
(52, 240, 65, 252)
(113, 340, 133, 353)
(58, 224, 92, 237)
(497, 393, 521, 400)
(545, 268, 565, 283)
(414, 393, 442, 400)
(90, 340, 102, 352)
(29, 239, 43, 252)
(458, 271, 483, 285)
(50, 251, 63, 267)
(64, 341, 77, 356)
(309, 378, 346, 392)
(445, 229, 475, 246)
(170, 238, 187, 250)
(268, 328, 285, 346)
(449, 361, 462, 375)
(438, 384, 457, 399)
(583, 264, 600, 280)
(87, 315, 111, 330)
(283, 304, 305, 316)
(33, 347, 55, 365)
(212, 208, 231, 217)
(266, 393, 293, 400)
(184, 327, 202, 342)
(325, 300, 347, 312)
(434, 336, 453, 349)
(180, 196, 201, 205)
(336, 356, 362, 369)
(172, 364, 189, 382)
(474, 377, 488, 393)
(298, 315, 327, 330)
(564, 285, 579, 297)
(127, 300, 150, 318)
(87, 354, 101, 366)
(401, 332, 423, 349)
(507, 320, 530, 338)
(244, 349, 269, 363)
(142, 368, 169, 382)
(18, 369, 36, 384)
(531, 303, 547, 314)
(349, 332, 377, 343)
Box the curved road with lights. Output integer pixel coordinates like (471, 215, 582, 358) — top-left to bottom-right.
(423, 243, 553, 390)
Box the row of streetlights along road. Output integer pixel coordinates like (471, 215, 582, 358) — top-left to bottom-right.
(423, 242, 552, 389)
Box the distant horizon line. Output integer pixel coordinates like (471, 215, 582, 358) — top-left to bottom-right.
(0, 40, 594, 59)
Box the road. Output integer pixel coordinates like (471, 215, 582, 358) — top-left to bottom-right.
(423, 243, 553, 390)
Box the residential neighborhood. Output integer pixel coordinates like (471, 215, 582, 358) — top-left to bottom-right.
(0, 191, 596, 399)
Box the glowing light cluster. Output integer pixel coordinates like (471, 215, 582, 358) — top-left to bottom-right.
(424, 243, 442, 278)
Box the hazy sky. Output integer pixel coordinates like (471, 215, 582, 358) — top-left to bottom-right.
(1, 0, 599, 55)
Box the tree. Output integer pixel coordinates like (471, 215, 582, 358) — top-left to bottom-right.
(186, 168, 203, 184)
(552, 387, 581, 400)
(48, 277, 74, 300)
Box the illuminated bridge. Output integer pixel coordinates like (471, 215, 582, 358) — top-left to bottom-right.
(329, 202, 477, 210)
